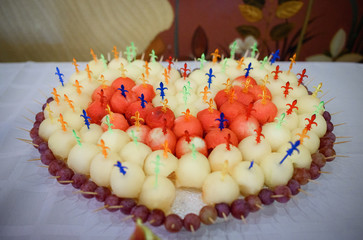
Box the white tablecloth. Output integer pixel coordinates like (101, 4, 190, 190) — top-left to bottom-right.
(0, 61, 362, 240)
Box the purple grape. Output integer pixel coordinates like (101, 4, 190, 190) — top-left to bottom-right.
(80, 181, 97, 199)
(131, 205, 149, 223)
(320, 147, 336, 162)
(120, 198, 137, 215)
(287, 179, 300, 195)
(32, 136, 43, 148)
(326, 121, 334, 132)
(33, 121, 41, 129)
(147, 209, 165, 227)
(293, 168, 311, 185)
(71, 173, 88, 189)
(95, 186, 111, 202)
(312, 152, 326, 168)
(323, 111, 331, 121)
(245, 195, 262, 212)
(215, 203, 230, 218)
(46, 97, 54, 103)
(35, 112, 45, 122)
(258, 189, 274, 205)
(37, 142, 49, 154)
(309, 163, 321, 180)
(56, 168, 74, 184)
(42, 103, 47, 111)
(164, 214, 183, 233)
(105, 195, 121, 212)
(319, 138, 334, 149)
(40, 149, 56, 165)
(183, 213, 201, 232)
(230, 199, 250, 220)
(48, 160, 66, 176)
(199, 205, 217, 225)
(29, 127, 39, 139)
(273, 185, 291, 203)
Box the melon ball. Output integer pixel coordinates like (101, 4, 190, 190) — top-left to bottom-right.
(124, 64, 143, 83)
(279, 71, 298, 85)
(139, 175, 176, 213)
(251, 100, 278, 124)
(208, 144, 242, 172)
(174, 104, 198, 118)
(98, 129, 130, 153)
(289, 84, 308, 99)
(90, 152, 121, 187)
(173, 114, 203, 139)
(67, 143, 100, 175)
(108, 57, 128, 70)
(176, 152, 211, 189)
(97, 68, 121, 85)
(272, 95, 294, 110)
(88, 59, 107, 78)
(291, 128, 320, 154)
(204, 128, 239, 150)
(202, 62, 223, 73)
(48, 130, 77, 160)
(238, 135, 271, 164)
(101, 113, 129, 131)
(278, 143, 312, 169)
(276, 109, 299, 131)
(145, 127, 177, 153)
(126, 125, 151, 144)
(38, 118, 62, 141)
(202, 171, 240, 205)
(152, 94, 178, 112)
(260, 152, 294, 188)
(79, 124, 103, 144)
(145, 106, 175, 129)
(189, 69, 209, 86)
(197, 108, 222, 132)
(231, 161, 264, 196)
(262, 122, 291, 151)
(110, 161, 145, 198)
(175, 135, 208, 158)
(120, 141, 152, 167)
(175, 92, 198, 105)
(44, 101, 67, 119)
(174, 78, 198, 94)
(266, 78, 286, 96)
(297, 113, 327, 138)
(62, 109, 84, 131)
(132, 84, 156, 102)
(69, 70, 92, 84)
(144, 150, 178, 177)
(297, 95, 323, 115)
(229, 114, 260, 141)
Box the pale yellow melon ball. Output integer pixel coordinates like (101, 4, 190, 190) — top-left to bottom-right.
(260, 152, 294, 188)
(110, 161, 145, 198)
(156, 67, 180, 84)
(266, 78, 286, 97)
(289, 84, 308, 99)
(202, 171, 240, 205)
(297, 113, 327, 138)
(152, 94, 178, 112)
(272, 95, 294, 110)
(276, 109, 299, 131)
(238, 135, 271, 164)
(108, 57, 128, 70)
(175, 78, 198, 94)
(79, 124, 104, 144)
(48, 129, 77, 160)
(208, 144, 242, 172)
(138, 175, 176, 213)
(297, 95, 323, 115)
(147, 62, 163, 79)
(279, 71, 298, 85)
(38, 118, 62, 141)
(291, 128, 320, 154)
(88, 59, 107, 78)
(278, 143, 312, 169)
(189, 69, 209, 87)
(250, 68, 268, 85)
(196, 84, 219, 99)
(202, 62, 223, 73)
(62, 110, 84, 131)
(176, 152, 211, 189)
(124, 64, 143, 84)
(69, 70, 93, 84)
(174, 104, 198, 118)
(210, 72, 229, 90)
(90, 152, 121, 187)
(67, 143, 100, 175)
(144, 150, 178, 177)
(262, 122, 291, 151)
(98, 129, 130, 153)
(44, 101, 67, 119)
(231, 161, 264, 196)
(97, 68, 121, 86)
(120, 141, 152, 167)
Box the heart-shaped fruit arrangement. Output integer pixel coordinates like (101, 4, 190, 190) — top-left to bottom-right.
(28, 46, 337, 235)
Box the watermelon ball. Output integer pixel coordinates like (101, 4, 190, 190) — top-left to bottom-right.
(197, 108, 223, 132)
(110, 90, 138, 114)
(91, 86, 115, 103)
(229, 114, 260, 141)
(214, 90, 229, 109)
(173, 114, 203, 139)
(204, 128, 238, 151)
(219, 101, 246, 122)
(251, 100, 278, 125)
(126, 125, 151, 144)
(175, 135, 208, 158)
(233, 75, 257, 87)
(101, 113, 129, 131)
(125, 101, 153, 125)
(233, 86, 254, 106)
(249, 85, 272, 102)
(146, 127, 177, 153)
(146, 106, 175, 129)
(86, 100, 107, 124)
(132, 84, 156, 102)
(111, 77, 136, 91)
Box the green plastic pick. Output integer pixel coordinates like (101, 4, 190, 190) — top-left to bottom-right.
(149, 49, 158, 62)
(275, 113, 286, 129)
(105, 115, 114, 132)
(72, 129, 82, 146)
(197, 53, 206, 69)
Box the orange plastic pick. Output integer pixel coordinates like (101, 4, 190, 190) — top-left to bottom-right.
(207, 98, 215, 113)
(140, 73, 148, 87)
(97, 139, 110, 158)
(258, 89, 271, 104)
(297, 128, 310, 143)
(162, 69, 169, 85)
(237, 57, 245, 69)
(64, 94, 75, 112)
(182, 109, 191, 120)
(85, 64, 92, 81)
(119, 63, 127, 78)
(144, 61, 151, 78)
(58, 113, 68, 131)
(51, 88, 60, 105)
(162, 140, 171, 158)
(131, 111, 144, 129)
(106, 105, 114, 121)
(200, 86, 211, 103)
(99, 75, 107, 89)
(90, 48, 98, 63)
(287, 53, 296, 74)
(223, 78, 232, 93)
(73, 80, 83, 95)
(211, 49, 221, 63)
(228, 88, 236, 103)
(72, 58, 79, 73)
(112, 46, 119, 59)
(161, 99, 170, 113)
(242, 77, 253, 93)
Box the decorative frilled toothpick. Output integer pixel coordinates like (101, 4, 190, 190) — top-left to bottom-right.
(55, 67, 64, 86)
(280, 140, 300, 164)
(114, 161, 128, 175)
(270, 49, 280, 64)
(198, 53, 206, 69)
(205, 68, 215, 89)
(80, 109, 91, 129)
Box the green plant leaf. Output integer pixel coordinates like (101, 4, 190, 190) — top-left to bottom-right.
(276, 1, 303, 19)
(270, 22, 294, 41)
(330, 28, 346, 58)
(239, 4, 263, 22)
(236, 25, 261, 39)
(336, 53, 363, 62)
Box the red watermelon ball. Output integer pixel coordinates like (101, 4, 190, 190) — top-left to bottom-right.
(110, 90, 138, 114)
(101, 113, 129, 131)
(204, 128, 238, 151)
(91, 85, 115, 103)
(197, 108, 223, 132)
(146, 127, 176, 153)
(86, 100, 107, 124)
(233, 75, 257, 86)
(126, 125, 151, 144)
(125, 101, 153, 125)
(132, 84, 156, 102)
(219, 101, 246, 122)
(173, 115, 203, 139)
(111, 77, 136, 91)
(229, 114, 260, 141)
(146, 106, 175, 129)
(233, 86, 254, 106)
(175, 135, 208, 158)
(251, 100, 278, 124)
(249, 85, 272, 102)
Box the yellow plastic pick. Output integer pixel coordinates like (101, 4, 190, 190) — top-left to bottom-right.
(223, 78, 232, 93)
(161, 99, 170, 113)
(106, 105, 114, 121)
(131, 111, 144, 129)
(287, 53, 296, 74)
(162, 140, 171, 158)
(242, 77, 253, 93)
(119, 63, 127, 78)
(99, 75, 107, 89)
(312, 83, 323, 97)
(258, 89, 271, 104)
(143, 61, 151, 79)
(211, 49, 221, 63)
(45, 103, 53, 123)
(207, 98, 215, 113)
(140, 73, 148, 87)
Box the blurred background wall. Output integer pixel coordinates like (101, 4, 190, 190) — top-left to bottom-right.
(0, 0, 362, 62)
